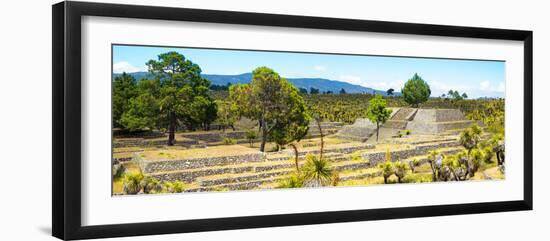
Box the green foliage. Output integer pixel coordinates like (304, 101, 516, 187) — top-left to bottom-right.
(123, 172, 144, 195)
(467, 99, 505, 134)
(393, 161, 408, 183)
(276, 172, 305, 188)
(302, 154, 334, 187)
(309, 87, 320, 94)
(112, 163, 126, 179)
(119, 51, 218, 144)
(229, 67, 310, 152)
(164, 180, 186, 193)
(386, 88, 395, 96)
(378, 161, 394, 184)
(215, 100, 238, 131)
(222, 137, 236, 145)
(142, 176, 161, 194)
(113, 73, 138, 127)
(459, 124, 482, 152)
(401, 73, 431, 107)
(366, 94, 392, 141)
(404, 129, 411, 135)
(120, 93, 159, 131)
(245, 130, 258, 147)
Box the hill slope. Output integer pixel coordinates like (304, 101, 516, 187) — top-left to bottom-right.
(114, 72, 394, 95)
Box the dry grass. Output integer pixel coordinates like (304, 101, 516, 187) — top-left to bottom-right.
(139, 145, 260, 161)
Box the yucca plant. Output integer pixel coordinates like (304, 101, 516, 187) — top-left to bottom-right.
(142, 176, 161, 194)
(302, 154, 333, 187)
(276, 172, 304, 188)
(123, 171, 144, 195)
(393, 161, 408, 183)
(378, 161, 394, 184)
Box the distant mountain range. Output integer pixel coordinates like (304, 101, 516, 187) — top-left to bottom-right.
(113, 72, 396, 95)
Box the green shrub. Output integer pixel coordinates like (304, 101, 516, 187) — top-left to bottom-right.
(302, 154, 334, 187)
(123, 171, 144, 195)
(378, 161, 394, 184)
(142, 176, 161, 194)
(222, 137, 236, 145)
(164, 180, 187, 193)
(277, 172, 305, 188)
(112, 162, 126, 179)
(404, 129, 411, 135)
(393, 161, 408, 183)
(245, 130, 257, 147)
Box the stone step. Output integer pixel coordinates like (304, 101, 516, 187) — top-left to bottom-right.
(360, 143, 462, 164)
(383, 120, 408, 129)
(197, 169, 292, 187)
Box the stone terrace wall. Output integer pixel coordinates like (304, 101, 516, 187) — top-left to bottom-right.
(141, 152, 266, 173)
(407, 109, 473, 134)
(335, 118, 377, 142)
(435, 109, 467, 122)
(181, 131, 251, 143)
(361, 140, 461, 164)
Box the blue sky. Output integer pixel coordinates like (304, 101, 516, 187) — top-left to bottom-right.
(113, 45, 505, 98)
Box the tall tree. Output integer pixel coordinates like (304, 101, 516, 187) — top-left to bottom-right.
(366, 94, 392, 142)
(144, 51, 217, 145)
(386, 88, 395, 96)
(215, 100, 238, 131)
(113, 73, 138, 128)
(401, 73, 431, 107)
(229, 67, 309, 152)
(119, 79, 160, 131)
(339, 88, 347, 94)
(309, 87, 320, 94)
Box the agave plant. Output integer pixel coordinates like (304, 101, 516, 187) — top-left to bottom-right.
(302, 154, 333, 187)
(378, 161, 394, 184)
(393, 161, 408, 183)
(276, 172, 304, 188)
(123, 171, 144, 195)
(142, 176, 161, 194)
(459, 124, 482, 154)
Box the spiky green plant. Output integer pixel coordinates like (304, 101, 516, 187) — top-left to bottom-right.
(276, 172, 304, 188)
(302, 154, 333, 187)
(123, 171, 144, 195)
(142, 176, 161, 194)
(378, 161, 394, 184)
(393, 161, 408, 183)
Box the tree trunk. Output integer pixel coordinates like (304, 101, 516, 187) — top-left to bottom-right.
(289, 143, 300, 172)
(383, 176, 388, 184)
(316, 119, 324, 161)
(167, 112, 176, 146)
(429, 161, 437, 181)
(259, 117, 267, 152)
(376, 122, 380, 142)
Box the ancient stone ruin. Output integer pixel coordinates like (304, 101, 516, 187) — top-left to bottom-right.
(336, 108, 473, 141)
(406, 109, 474, 134)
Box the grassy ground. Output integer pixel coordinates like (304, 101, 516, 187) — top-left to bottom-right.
(112, 161, 141, 194)
(138, 145, 260, 161)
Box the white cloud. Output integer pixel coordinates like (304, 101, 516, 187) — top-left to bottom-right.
(497, 82, 505, 92)
(313, 65, 326, 71)
(478, 80, 505, 93)
(480, 80, 491, 91)
(368, 80, 405, 91)
(338, 75, 363, 86)
(113, 61, 146, 73)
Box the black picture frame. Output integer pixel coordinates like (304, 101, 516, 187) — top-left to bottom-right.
(52, 1, 533, 240)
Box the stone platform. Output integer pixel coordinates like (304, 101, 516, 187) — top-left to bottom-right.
(406, 109, 474, 134)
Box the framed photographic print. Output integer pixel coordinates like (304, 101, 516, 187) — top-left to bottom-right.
(52, 1, 533, 240)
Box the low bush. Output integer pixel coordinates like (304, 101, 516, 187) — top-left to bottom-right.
(222, 138, 236, 145)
